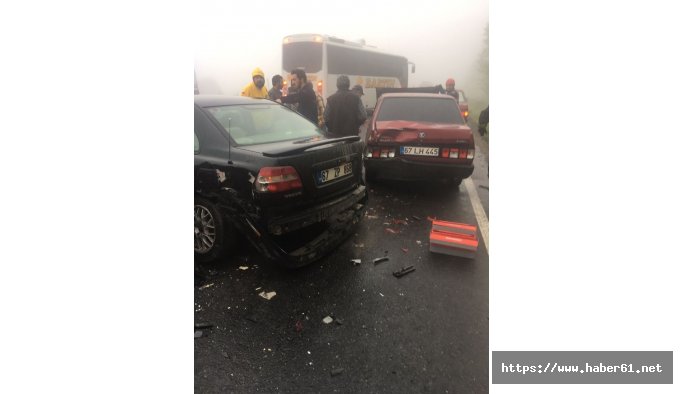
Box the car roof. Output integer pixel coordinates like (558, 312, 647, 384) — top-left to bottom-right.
(380, 93, 455, 99)
(194, 95, 275, 107)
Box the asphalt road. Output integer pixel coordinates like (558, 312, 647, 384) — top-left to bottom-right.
(195, 125, 490, 393)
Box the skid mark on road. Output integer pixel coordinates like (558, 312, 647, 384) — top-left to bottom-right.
(464, 178, 489, 253)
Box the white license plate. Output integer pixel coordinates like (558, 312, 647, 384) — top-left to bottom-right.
(317, 162, 353, 184)
(400, 146, 439, 156)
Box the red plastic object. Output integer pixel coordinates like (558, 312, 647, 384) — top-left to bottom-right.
(429, 220, 478, 259)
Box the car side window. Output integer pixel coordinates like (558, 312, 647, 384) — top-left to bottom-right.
(194, 131, 200, 154)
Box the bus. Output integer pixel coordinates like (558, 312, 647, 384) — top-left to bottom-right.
(281, 33, 415, 109)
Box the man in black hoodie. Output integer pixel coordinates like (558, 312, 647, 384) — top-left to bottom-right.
(324, 75, 367, 137)
(280, 69, 318, 124)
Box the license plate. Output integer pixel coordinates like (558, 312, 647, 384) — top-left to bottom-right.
(317, 162, 353, 184)
(400, 146, 439, 156)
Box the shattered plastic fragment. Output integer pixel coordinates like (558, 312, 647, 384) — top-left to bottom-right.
(258, 291, 276, 300)
(350, 259, 361, 266)
(416, 240, 422, 245)
(295, 320, 304, 332)
(255, 287, 262, 291)
(322, 316, 334, 324)
(427, 216, 436, 221)
(392, 219, 408, 225)
(238, 266, 249, 270)
(373, 257, 389, 264)
(401, 248, 409, 253)
(366, 214, 379, 219)
(393, 266, 416, 278)
(379, 292, 385, 297)
(353, 243, 364, 248)
(195, 322, 214, 330)
(412, 215, 421, 220)
(194, 330, 203, 338)
(199, 283, 214, 290)
(385, 228, 398, 234)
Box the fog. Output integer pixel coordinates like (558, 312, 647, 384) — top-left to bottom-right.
(195, 0, 488, 101)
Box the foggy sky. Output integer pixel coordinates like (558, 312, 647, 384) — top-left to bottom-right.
(195, 0, 488, 99)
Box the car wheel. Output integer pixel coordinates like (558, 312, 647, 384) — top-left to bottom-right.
(194, 197, 235, 263)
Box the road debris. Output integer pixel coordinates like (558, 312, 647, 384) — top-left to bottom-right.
(334, 318, 344, 325)
(322, 316, 334, 324)
(385, 228, 399, 234)
(392, 219, 408, 225)
(246, 315, 259, 323)
(194, 330, 203, 338)
(412, 215, 421, 220)
(393, 266, 416, 278)
(350, 259, 361, 266)
(401, 248, 409, 253)
(238, 266, 249, 270)
(194, 322, 214, 330)
(427, 216, 437, 221)
(254, 287, 262, 291)
(416, 240, 423, 245)
(373, 256, 389, 264)
(295, 320, 304, 332)
(353, 243, 364, 248)
(366, 214, 379, 219)
(258, 291, 276, 300)
(199, 283, 214, 290)
(379, 292, 385, 297)
(330, 368, 345, 377)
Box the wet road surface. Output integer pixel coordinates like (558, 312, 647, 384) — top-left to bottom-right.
(195, 128, 490, 393)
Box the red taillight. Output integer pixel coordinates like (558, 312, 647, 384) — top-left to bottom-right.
(372, 149, 380, 158)
(441, 148, 449, 158)
(458, 149, 467, 159)
(256, 166, 303, 193)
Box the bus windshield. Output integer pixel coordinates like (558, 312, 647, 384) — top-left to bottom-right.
(282, 42, 323, 73)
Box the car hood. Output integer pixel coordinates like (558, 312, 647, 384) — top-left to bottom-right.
(370, 120, 472, 144)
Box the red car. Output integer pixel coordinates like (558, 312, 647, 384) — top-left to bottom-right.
(364, 93, 474, 185)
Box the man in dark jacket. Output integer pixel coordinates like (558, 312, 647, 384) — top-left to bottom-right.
(324, 75, 367, 137)
(280, 69, 318, 124)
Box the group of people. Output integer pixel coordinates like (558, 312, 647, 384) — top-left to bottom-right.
(240, 67, 367, 137)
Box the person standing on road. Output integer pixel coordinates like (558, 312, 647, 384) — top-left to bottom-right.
(351, 84, 364, 98)
(240, 67, 269, 99)
(478, 106, 489, 136)
(445, 78, 459, 102)
(280, 69, 318, 124)
(324, 75, 367, 137)
(268, 74, 283, 101)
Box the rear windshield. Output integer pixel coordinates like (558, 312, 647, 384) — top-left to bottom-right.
(376, 97, 465, 124)
(206, 104, 322, 145)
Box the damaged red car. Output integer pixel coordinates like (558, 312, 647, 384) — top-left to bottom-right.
(194, 96, 367, 268)
(364, 93, 475, 185)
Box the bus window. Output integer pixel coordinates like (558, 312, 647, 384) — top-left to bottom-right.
(282, 42, 323, 73)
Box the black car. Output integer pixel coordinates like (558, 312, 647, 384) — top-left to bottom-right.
(194, 96, 367, 268)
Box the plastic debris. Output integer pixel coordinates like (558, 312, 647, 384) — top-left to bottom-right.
(401, 248, 409, 253)
(322, 316, 334, 324)
(385, 228, 398, 234)
(199, 283, 214, 290)
(331, 368, 344, 377)
(259, 291, 276, 300)
(393, 266, 416, 278)
(412, 215, 421, 220)
(353, 243, 364, 248)
(379, 292, 385, 297)
(295, 320, 304, 332)
(238, 266, 249, 270)
(194, 322, 214, 330)
(392, 219, 408, 225)
(334, 318, 344, 325)
(350, 259, 361, 266)
(373, 257, 389, 264)
(254, 287, 262, 291)
(194, 330, 203, 338)
(366, 214, 379, 219)
(427, 216, 436, 221)
(416, 240, 423, 245)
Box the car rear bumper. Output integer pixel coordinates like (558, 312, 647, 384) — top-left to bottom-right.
(217, 185, 367, 268)
(364, 158, 474, 180)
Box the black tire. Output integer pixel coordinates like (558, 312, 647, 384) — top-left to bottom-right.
(194, 197, 236, 263)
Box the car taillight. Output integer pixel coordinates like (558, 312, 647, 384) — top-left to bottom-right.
(449, 149, 459, 158)
(256, 166, 303, 193)
(442, 148, 462, 158)
(368, 147, 394, 158)
(467, 148, 475, 159)
(462, 110, 469, 118)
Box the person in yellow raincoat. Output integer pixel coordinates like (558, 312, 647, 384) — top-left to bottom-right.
(240, 67, 268, 98)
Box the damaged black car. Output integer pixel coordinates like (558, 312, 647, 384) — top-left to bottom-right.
(194, 96, 367, 268)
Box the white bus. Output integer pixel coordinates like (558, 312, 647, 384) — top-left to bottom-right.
(281, 33, 415, 109)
